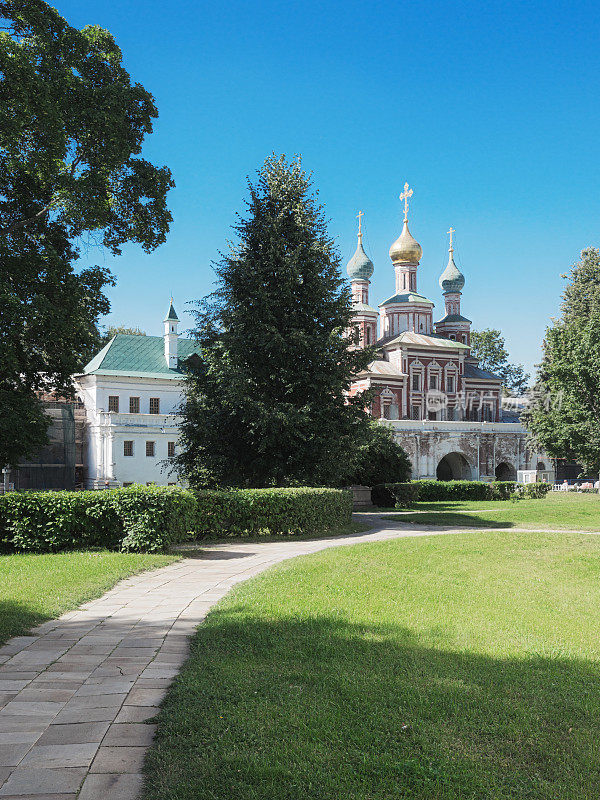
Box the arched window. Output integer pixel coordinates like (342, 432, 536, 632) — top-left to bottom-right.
(366, 327, 372, 345)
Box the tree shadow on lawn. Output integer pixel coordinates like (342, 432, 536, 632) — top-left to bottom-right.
(145, 614, 600, 800)
(0, 599, 52, 646)
(381, 512, 514, 528)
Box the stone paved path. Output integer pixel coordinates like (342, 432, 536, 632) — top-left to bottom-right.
(0, 517, 595, 799)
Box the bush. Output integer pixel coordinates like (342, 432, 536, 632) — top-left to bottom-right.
(515, 482, 553, 499)
(371, 483, 418, 509)
(0, 485, 352, 553)
(342, 423, 412, 487)
(491, 481, 517, 500)
(412, 480, 493, 501)
(194, 488, 352, 538)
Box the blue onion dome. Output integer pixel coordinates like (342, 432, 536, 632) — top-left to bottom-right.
(346, 237, 374, 281)
(439, 252, 465, 293)
(389, 220, 422, 264)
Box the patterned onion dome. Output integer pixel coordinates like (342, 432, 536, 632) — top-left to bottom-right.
(389, 220, 422, 264)
(439, 252, 465, 293)
(346, 238, 374, 280)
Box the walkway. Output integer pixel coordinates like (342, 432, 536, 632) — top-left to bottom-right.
(0, 516, 586, 799)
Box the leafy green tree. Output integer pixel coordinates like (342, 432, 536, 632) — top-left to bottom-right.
(176, 154, 374, 488)
(101, 325, 147, 346)
(470, 328, 529, 395)
(341, 422, 412, 486)
(0, 0, 174, 467)
(523, 248, 600, 474)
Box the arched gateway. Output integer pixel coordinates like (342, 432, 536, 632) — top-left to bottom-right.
(495, 462, 516, 480)
(436, 452, 472, 481)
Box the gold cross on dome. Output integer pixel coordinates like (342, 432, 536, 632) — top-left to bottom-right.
(400, 182, 413, 222)
(447, 226, 456, 251)
(356, 210, 364, 236)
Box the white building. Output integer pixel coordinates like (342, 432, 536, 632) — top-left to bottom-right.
(75, 301, 199, 488)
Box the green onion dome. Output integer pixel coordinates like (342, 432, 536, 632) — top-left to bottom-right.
(439, 252, 465, 293)
(346, 237, 374, 281)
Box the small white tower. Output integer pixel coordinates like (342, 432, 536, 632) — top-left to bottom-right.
(164, 298, 179, 368)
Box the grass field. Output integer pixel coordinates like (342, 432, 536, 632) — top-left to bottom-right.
(381, 492, 600, 530)
(0, 550, 178, 645)
(144, 529, 600, 799)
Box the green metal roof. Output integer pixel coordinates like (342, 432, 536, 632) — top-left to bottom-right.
(379, 292, 435, 307)
(352, 302, 378, 313)
(436, 312, 472, 324)
(81, 334, 200, 379)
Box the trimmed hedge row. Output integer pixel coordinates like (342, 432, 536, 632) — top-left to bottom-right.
(371, 480, 552, 507)
(0, 485, 352, 554)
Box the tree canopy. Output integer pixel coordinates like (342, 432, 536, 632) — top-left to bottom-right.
(176, 154, 374, 488)
(470, 328, 529, 395)
(101, 325, 147, 346)
(0, 0, 174, 467)
(522, 248, 600, 474)
(340, 422, 412, 487)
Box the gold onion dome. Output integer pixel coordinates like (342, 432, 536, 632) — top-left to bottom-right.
(389, 219, 422, 264)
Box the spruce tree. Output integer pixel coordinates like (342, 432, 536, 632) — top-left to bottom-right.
(176, 155, 374, 488)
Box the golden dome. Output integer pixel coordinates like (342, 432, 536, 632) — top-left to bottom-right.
(389, 220, 422, 264)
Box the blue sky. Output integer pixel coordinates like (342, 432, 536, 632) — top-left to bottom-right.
(60, 0, 600, 375)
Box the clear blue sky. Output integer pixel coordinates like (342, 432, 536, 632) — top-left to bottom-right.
(60, 0, 600, 375)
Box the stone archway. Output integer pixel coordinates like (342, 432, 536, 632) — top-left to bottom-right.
(436, 452, 472, 481)
(495, 462, 516, 481)
(536, 460, 547, 471)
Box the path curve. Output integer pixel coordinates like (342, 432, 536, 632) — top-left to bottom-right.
(0, 516, 592, 799)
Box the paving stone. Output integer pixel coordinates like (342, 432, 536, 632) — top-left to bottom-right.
(0, 767, 87, 796)
(0, 743, 33, 767)
(103, 724, 156, 747)
(75, 681, 134, 696)
(19, 743, 98, 769)
(59, 694, 126, 710)
(0, 702, 64, 718)
(112, 705, 157, 724)
(89, 746, 147, 774)
(123, 687, 166, 707)
(78, 771, 143, 800)
(51, 706, 118, 725)
(36, 722, 111, 746)
(0, 794, 76, 799)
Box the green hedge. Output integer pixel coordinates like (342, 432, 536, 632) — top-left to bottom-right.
(0, 486, 352, 554)
(371, 480, 551, 507)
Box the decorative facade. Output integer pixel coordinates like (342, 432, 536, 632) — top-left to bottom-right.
(347, 185, 551, 481)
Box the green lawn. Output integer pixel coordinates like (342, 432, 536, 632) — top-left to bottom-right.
(382, 492, 600, 530)
(0, 550, 177, 645)
(145, 530, 600, 800)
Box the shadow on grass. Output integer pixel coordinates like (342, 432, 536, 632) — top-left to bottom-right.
(145, 614, 600, 800)
(381, 512, 514, 528)
(0, 600, 51, 646)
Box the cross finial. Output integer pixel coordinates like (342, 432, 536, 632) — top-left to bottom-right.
(356, 210, 364, 237)
(399, 182, 413, 222)
(447, 227, 455, 252)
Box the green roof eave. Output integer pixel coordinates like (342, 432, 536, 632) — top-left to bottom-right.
(379, 292, 435, 307)
(84, 369, 187, 380)
(352, 302, 378, 313)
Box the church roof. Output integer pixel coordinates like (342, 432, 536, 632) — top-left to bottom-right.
(364, 359, 407, 377)
(164, 300, 179, 322)
(81, 334, 201, 380)
(352, 301, 379, 314)
(381, 331, 470, 350)
(379, 291, 435, 307)
(436, 312, 472, 324)
(464, 362, 502, 381)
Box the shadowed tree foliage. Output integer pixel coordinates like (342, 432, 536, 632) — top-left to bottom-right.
(523, 248, 600, 474)
(176, 154, 374, 488)
(341, 421, 413, 486)
(101, 325, 147, 346)
(470, 328, 529, 395)
(0, 0, 174, 467)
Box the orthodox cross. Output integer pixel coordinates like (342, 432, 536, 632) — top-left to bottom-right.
(400, 182, 413, 222)
(356, 210, 364, 237)
(447, 226, 455, 251)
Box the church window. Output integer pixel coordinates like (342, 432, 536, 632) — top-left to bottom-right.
(449, 334, 456, 340)
(412, 373, 420, 391)
(482, 405, 492, 422)
(168, 441, 176, 458)
(382, 404, 391, 419)
(447, 407, 456, 421)
(430, 374, 438, 390)
(146, 441, 156, 457)
(149, 397, 160, 414)
(108, 396, 119, 413)
(447, 376, 454, 393)
(366, 327, 372, 345)
(129, 397, 140, 414)
(123, 441, 133, 457)
(411, 405, 420, 420)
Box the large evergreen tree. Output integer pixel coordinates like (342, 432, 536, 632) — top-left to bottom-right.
(0, 1, 174, 467)
(176, 155, 374, 488)
(522, 248, 600, 474)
